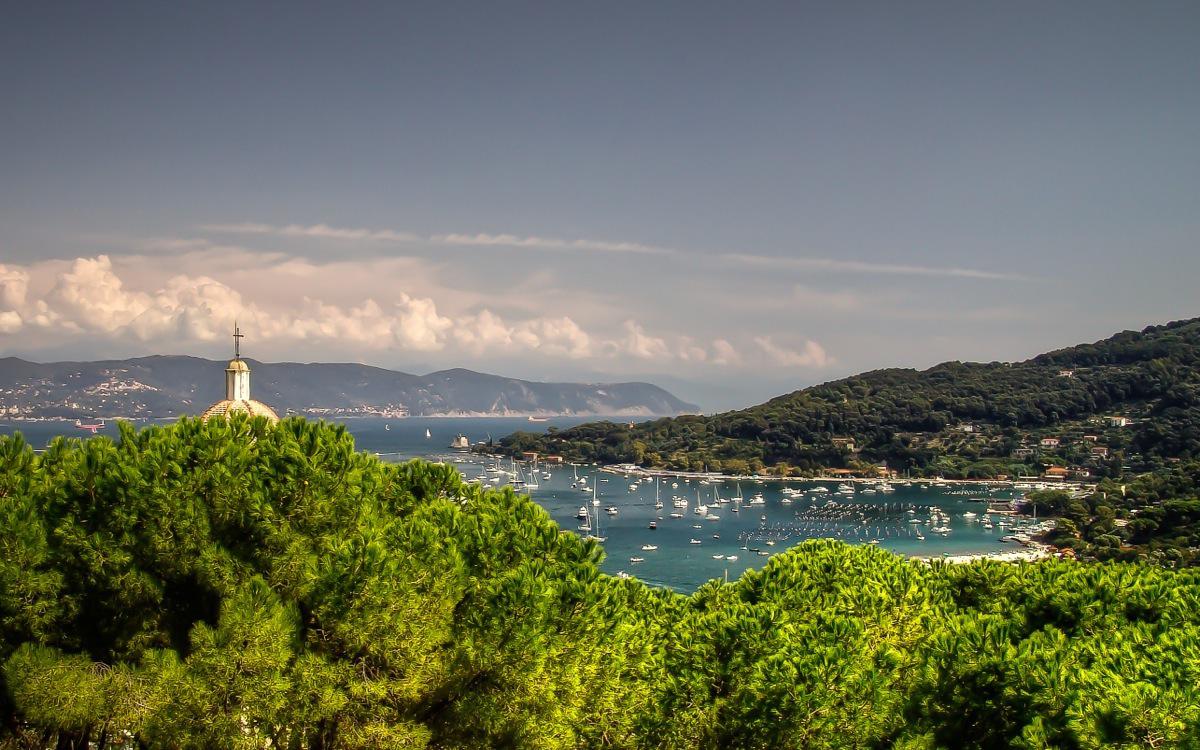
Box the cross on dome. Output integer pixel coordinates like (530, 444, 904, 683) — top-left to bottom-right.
(200, 323, 280, 425)
(233, 322, 244, 359)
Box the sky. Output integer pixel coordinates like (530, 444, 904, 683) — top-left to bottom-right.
(1, 1, 1198, 410)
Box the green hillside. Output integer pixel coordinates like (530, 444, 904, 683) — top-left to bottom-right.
(500, 318, 1200, 479)
(2, 419, 1199, 747)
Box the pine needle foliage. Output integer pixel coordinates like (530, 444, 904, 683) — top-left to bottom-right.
(1, 417, 1198, 748)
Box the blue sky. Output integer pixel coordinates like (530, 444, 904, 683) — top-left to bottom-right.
(1, 2, 1198, 409)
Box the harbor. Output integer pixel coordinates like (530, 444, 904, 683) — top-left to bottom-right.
(2, 416, 1059, 593)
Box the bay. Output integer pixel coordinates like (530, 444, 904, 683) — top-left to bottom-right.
(1, 416, 1025, 592)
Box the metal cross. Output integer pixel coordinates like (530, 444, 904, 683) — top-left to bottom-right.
(233, 322, 244, 359)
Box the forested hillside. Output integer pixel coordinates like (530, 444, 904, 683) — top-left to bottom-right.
(500, 318, 1200, 478)
(2, 418, 1199, 748)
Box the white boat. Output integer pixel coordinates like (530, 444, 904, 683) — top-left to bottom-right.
(641, 544, 658, 551)
(629, 556, 645, 563)
(424, 428, 431, 439)
(689, 538, 702, 545)
(726, 555, 738, 562)
(712, 554, 725, 560)
(576, 506, 589, 519)
(449, 434, 470, 450)
(605, 506, 619, 515)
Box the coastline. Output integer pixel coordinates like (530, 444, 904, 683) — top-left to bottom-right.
(912, 544, 1056, 565)
(595, 463, 1090, 492)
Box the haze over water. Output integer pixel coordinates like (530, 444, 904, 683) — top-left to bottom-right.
(3, 416, 1028, 592)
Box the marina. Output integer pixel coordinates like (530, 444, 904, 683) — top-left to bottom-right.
(1, 416, 1054, 593)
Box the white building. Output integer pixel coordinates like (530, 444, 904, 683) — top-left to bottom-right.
(200, 324, 280, 425)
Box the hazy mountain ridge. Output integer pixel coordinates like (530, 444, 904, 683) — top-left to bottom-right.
(0, 355, 697, 418)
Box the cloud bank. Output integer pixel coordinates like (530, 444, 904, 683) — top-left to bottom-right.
(0, 252, 831, 374)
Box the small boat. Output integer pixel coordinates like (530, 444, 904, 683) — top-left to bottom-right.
(576, 506, 589, 519)
(528, 415, 549, 422)
(726, 555, 738, 562)
(648, 521, 658, 530)
(712, 554, 725, 560)
(641, 544, 658, 551)
(605, 506, 619, 515)
(689, 539, 702, 545)
(385, 424, 391, 432)
(75, 418, 105, 433)
(424, 428, 431, 439)
(629, 556, 645, 563)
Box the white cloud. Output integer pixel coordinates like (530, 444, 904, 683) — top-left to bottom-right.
(753, 336, 832, 368)
(615, 320, 672, 360)
(0, 311, 21, 334)
(724, 253, 1026, 281)
(710, 339, 739, 365)
(202, 221, 676, 256)
(202, 222, 421, 243)
(432, 232, 675, 256)
(46, 256, 149, 332)
(0, 265, 30, 311)
(1, 253, 752, 372)
(513, 317, 594, 359)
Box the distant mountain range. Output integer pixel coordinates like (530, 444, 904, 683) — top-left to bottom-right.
(0, 356, 698, 419)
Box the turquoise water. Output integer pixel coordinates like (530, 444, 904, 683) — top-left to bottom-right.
(1, 417, 1024, 592)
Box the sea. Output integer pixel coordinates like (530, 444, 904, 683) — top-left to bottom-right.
(1, 416, 1025, 592)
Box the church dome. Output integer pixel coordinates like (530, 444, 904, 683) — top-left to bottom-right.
(201, 398, 280, 424)
(201, 324, 280, 425)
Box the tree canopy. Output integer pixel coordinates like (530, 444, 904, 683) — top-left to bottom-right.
(2, 417, 1199, 748)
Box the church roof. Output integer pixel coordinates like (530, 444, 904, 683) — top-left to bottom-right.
(226, 358, 251, 372)
(201, 398, 280, 424)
